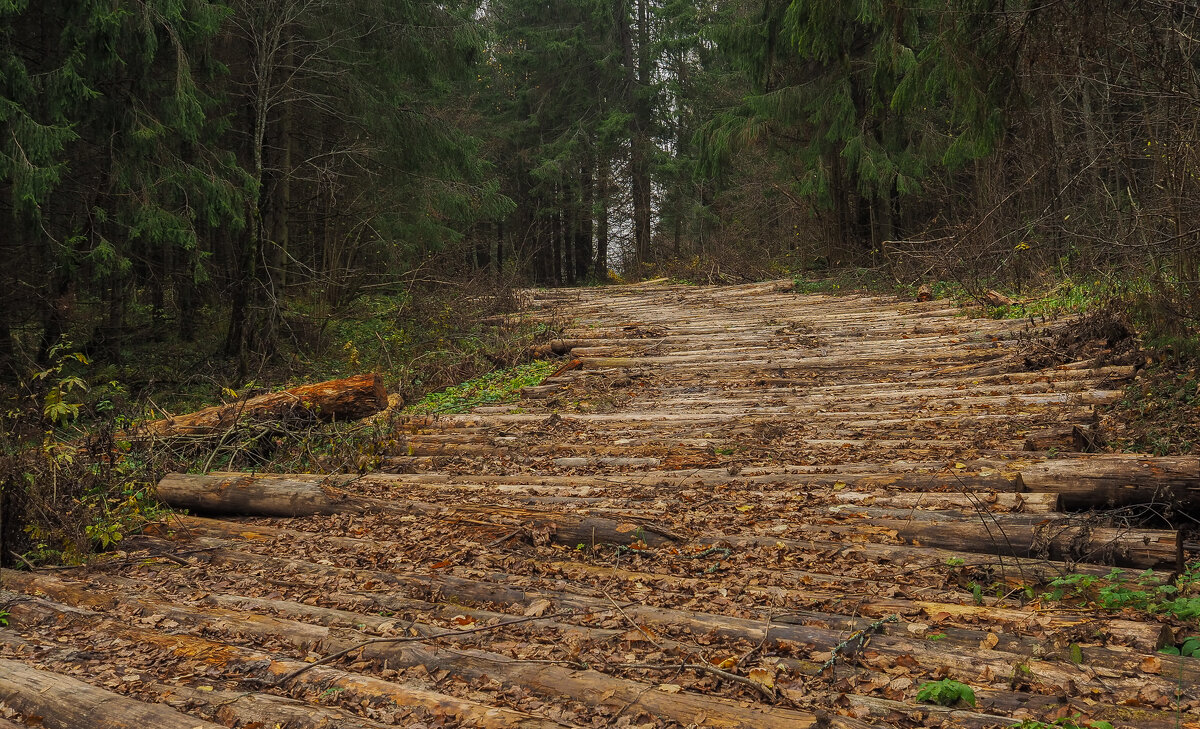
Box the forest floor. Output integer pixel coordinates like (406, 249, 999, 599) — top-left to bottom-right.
(2, 279, 1199, 729)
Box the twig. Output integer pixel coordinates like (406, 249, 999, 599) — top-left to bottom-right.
(616, 661, 777, 701)
(603, 589, 660, 647)
(819, 614, 899, 674)
(736, 613, 773, 668)
(8, 550, 37, 571)
(485, 528, 525, 548)
(276, 609, 576, 686)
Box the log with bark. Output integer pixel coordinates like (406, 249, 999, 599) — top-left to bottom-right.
(0, 594, 564, 729)
(1, 578, 830, 729)
(0, 658, 225, 729)
(156, 472, 682, 547)
(839, 516, 1180, 569)
(130, 373, 388, 439)
(1018, 455, 1200, 509)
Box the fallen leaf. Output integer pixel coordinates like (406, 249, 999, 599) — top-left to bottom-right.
(657, 684, 683, 693)
(524, 599, 552, 617)
(980, 632, 999, 650)
(748, 667, 775, 689)
(713, 656, 738, 670)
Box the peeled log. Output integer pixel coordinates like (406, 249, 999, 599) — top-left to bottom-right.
(1018, 455, 1200, 509)
(868, 516, 1180, 569)
(131, 373, 388, 438)
(0, 658, 225, 729)
(156, 472, 681, 547)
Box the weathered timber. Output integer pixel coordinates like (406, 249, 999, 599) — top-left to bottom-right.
(831, 490, 1059, 512)
(0, 593, 568, 729)
(131, 373, 388, 438)
(1, 579, 829, 729)
(0, 658, 226, 729)
(843, 517, 1180, 569)
(156, 472, 682, 546)
(1018, 455, 1200, 508)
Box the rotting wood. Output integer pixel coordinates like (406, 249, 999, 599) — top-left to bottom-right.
(129, 373, 388, 439)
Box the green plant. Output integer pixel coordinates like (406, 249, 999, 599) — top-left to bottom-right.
(1044, 563, 1200, 621)
(926, 633, 947, 641)
(1159, 635, 1200, 657)
(405, 360, 557, 415)
(915, 678, 975, 707)
(0, 608, 8, 626)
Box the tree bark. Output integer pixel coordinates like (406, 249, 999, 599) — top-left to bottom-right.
(131, 373, 388, 439)
(856, 516, 1180, 569)
(0, 595, 558, 729)
(1018, 455, 1200, 509)
(0, 658, 225, 729)
(154, 472, 682, 547)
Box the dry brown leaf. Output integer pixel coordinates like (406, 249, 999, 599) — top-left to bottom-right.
(980, 632, 999, 650)
(747, 666, 775, 690)
(524, 599, 552, 617)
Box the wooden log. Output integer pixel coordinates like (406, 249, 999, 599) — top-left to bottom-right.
(1018, 455, 1200, 509)
(842, 517, 1180, 569)
(0, 658, 225, 729)
(0, 600, 566, 729)
(831, 490, 1060, 513)
(156, 472, 682, 547)
(155, 684, 401, 729)
(1, 579, 828, 729)
(131, 373, 388, 438)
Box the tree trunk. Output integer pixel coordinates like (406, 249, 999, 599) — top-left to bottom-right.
(0, 595, 555, 729)
(597, 156, 609, 276)
(576, 157, 594, 281)
(131, 373, 388, 439)
(860, 516, 1179, 569)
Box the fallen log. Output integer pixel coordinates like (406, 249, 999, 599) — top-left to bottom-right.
(156, 472, 682, 547)
(0, 595, 565, 729)
(130, 373, 388, 438)
(830, 490, 1059, 513)
(1018, 455, 1200, 509)
(0, 658, 225, 729)
(1, 578, 831, 729)
(843, 517, 1180, 569)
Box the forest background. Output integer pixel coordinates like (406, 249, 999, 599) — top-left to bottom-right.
(1, 0, 1198, 563)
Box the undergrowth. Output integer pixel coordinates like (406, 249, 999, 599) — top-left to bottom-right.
(1042, 564, 1200, 623)
(0, 281, 557, 567)
(405, 360, 557, 414)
